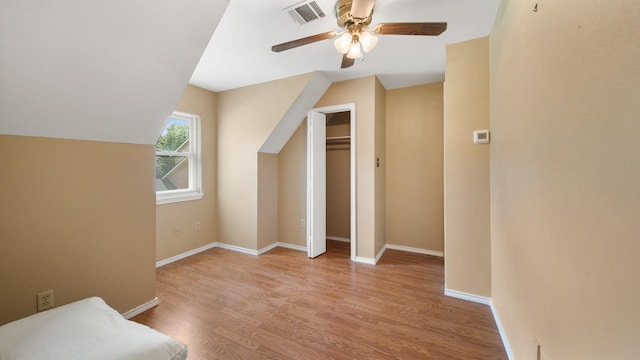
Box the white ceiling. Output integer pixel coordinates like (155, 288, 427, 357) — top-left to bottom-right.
(0, 0, 227, 144)
(190, 0, 501, 92)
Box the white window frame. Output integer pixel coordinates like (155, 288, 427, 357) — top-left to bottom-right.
(156, 111, 204, 205)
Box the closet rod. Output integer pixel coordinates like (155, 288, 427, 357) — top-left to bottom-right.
(326, 136, 351, 141)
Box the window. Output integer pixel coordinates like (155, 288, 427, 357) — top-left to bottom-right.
(155, 111, 203, 204)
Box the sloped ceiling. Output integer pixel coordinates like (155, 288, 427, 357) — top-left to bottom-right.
(190, 0, 501, 92)
(0, 0, 229, 144)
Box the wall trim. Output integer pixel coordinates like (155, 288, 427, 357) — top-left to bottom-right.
(122, 297, 159, 319)
(326, 236, 350, 243)
(385, 244, 444, 257)
(444, 288, 491, 305)
(374, 245, 387, 264)
(307, 103, 357, 262)
(490, 301, 515, 360)
(277, 242, 307, 252)
(354, 256, 376, 265)
(157, 242, 310, 267)
(444, 289, 513, 358)
(215, 242, 259, 256)
(156, 242, 217, 268)
(155, 242, 443, 268)
(257, 242, 279, 255)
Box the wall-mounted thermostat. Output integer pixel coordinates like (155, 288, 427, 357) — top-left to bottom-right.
(473, 130, 490, 144)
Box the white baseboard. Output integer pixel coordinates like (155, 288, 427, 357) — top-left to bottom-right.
(157, 241, 311, 267)
(276, 242, 307, 252)
(444, 288, 491, 306)
(444, 289, 513, 358)
(490, 301, 515, 360)
(156, 241, 444, 268)
(347, 244, 442, 265)
(354, 256, 376, 265)
(156, 242, 217, 268)
(326, 236, 350, 243)
(122, 297, 159, 319)
(374, 246, 386, 264)
(257, 242, 279, 255)
(385, 244, 444, 257)
(216, 242, 259, 256)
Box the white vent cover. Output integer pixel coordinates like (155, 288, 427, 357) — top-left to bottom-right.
(284, 1, 326, 25)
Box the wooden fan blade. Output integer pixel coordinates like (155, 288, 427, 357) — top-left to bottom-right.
(350, 0, 375, 19)
(271, 31, 337, 52)
(375, 22, 447, 36)
(341, 54, 355, 69)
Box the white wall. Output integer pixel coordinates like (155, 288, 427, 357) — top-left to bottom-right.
(0, 0, 228, 144)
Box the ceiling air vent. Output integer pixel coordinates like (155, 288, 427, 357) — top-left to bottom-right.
(284, 1, 326, 25)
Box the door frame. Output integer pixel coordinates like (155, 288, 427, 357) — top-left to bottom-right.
(307, 103, 356, 261)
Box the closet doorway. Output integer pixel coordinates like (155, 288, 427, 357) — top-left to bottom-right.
(307, 104, 356, 261)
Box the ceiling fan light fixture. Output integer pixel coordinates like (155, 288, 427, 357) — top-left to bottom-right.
(346, 41, 363, 59)
(359, 30, 378, 52)
(271, 0, 448, 70)
(333, 32, 352, 54)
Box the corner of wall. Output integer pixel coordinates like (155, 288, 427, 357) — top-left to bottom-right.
(374, 78, 387, 256)
(257, 153, 279, 250)
(217, 73, 326, 251)
(443, 36, 492, 298)
(156, 85, 219, 263)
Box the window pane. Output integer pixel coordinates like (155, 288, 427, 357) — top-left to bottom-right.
(155, 155, 189, 191)
(156, 117, 190, 152)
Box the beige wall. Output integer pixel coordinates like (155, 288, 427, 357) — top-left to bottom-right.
(374, 78, 386, 256)
(0, 135, 156, 325)
(156, 85, 217, 261)
(386, 83, 444, 253)
(443, 37, 492, 297)
(277, 121, 307, 247)
(315, 76, 378, 259)
(257, 153, 278, 250)
(217, 73, 313, 250)
(277, 76, 382, 259)
(490, 1, 640, 358)
(326, 114, 351, 239)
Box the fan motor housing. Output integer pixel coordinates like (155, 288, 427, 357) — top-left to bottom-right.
(336, 0, 373, 27)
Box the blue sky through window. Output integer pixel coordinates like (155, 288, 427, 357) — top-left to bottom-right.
(161, 117, 189, 136)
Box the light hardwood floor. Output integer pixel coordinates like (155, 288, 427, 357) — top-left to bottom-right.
(132, 241, 507, 359)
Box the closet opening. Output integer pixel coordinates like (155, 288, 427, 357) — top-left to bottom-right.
(325, 112, 351, 259)
(307, 103, 356, 261)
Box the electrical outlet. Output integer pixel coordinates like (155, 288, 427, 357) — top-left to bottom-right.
(37, 289, 54, 312)
(195, 222, 201, 231)
(173, 226, 181, 236)
(300, 218, 306, 228)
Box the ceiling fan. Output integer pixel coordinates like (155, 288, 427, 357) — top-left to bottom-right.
(271, 0, 447, 69)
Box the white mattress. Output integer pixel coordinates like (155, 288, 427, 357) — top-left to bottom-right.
(0, 297, 187, 360)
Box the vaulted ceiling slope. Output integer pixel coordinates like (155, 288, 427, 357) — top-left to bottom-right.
(0, 0, 229, 144)
(190, 0, 501, 92)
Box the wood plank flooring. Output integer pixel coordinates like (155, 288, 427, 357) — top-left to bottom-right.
(132, 241, 507, 359)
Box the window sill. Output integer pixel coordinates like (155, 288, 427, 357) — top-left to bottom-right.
(156, 192, 204, 205)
